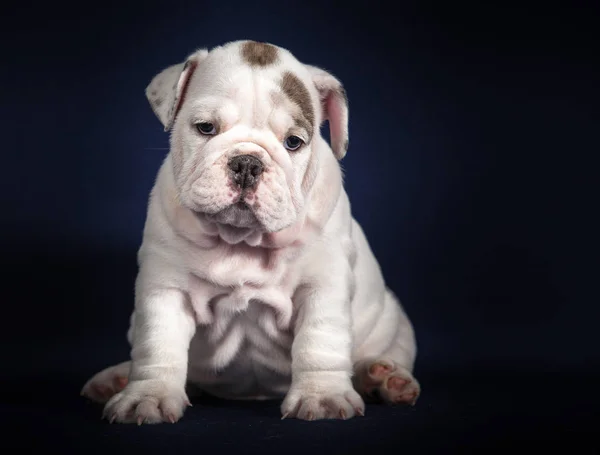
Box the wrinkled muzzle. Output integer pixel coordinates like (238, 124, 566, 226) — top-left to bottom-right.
(184, 146, 298, 234)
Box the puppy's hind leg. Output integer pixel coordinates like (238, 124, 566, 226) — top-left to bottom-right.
(80, 361, 131, 404)
(352, 291, 421, 406)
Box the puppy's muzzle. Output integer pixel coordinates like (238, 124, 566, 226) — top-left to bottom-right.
(228, 155, 264, 190)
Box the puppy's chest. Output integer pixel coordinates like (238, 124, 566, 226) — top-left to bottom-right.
(186, 245, 296, 317)
(188, 282, 295, 372)
(185, 242, 301, 371)
(189, 281, 294, 333)
(184, 241, 290, 288)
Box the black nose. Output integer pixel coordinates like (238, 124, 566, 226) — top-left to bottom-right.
(227, 155, 264, 189)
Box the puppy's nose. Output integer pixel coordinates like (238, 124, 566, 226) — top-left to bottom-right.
(227, 155, 264, 189)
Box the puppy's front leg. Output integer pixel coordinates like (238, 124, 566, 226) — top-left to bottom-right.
(103, 285, 196, 425)
(282, 258, 365, 421)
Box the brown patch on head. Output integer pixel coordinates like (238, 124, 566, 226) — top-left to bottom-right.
(241, 41, 279, 67)
(281, 71, 315, 137)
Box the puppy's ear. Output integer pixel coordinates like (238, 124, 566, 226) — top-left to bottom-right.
(306, 65, 349, 160)
(145, 48, 209, 131)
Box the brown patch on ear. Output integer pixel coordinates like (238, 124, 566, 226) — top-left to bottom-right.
(241, 41, 279, 66)
(281, 71, 315, 137)
(167, 60, 198, 130)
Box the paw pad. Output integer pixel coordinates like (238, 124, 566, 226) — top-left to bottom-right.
(368, 362, 393, 379)
(387, 376, 408, 390)
(358, 360, 420, 407)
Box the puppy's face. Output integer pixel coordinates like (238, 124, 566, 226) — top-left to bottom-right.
(146, 41, 349, 236)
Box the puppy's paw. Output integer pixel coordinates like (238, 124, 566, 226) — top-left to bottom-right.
(102, 379, 190, 425)
(281, 378, 365, 421)
(357, 359, 420, 406)
(80, 361, 130, 404)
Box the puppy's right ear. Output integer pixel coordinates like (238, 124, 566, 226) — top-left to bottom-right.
(145, 49, 209, 131)
(305, 65, 349, 160)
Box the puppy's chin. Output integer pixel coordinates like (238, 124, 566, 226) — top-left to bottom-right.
(204, 202, 261, 229)
(192, 203, 263, 245)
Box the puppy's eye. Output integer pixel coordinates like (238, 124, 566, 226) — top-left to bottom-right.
(284, 135, 303, 151)
(196, 122, 217, 135)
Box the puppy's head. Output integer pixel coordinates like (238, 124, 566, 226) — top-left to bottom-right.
(146, 40, 348, 236)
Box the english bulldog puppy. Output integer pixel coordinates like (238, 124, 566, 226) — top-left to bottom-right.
(81, 40, 420, 423)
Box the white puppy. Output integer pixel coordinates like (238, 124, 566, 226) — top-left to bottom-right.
(81, 40, 420, 423)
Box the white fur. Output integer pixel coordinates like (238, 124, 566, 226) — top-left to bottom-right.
(92, 40, 417, 423)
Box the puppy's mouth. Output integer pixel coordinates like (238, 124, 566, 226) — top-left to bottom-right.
(196, 200, 261, 229)
(234, 201, 251, 211)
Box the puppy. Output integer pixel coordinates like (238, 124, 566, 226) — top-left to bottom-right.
(81, 40, 420, 423)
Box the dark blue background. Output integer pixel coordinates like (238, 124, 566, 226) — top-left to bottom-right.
(1, 1, 598, 452)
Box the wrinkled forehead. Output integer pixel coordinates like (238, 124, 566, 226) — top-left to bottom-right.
(185, 41, 317, 134)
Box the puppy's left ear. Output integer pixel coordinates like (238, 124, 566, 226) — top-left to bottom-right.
(306, 65, 349, 160)
(145, 48, 209, 131)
